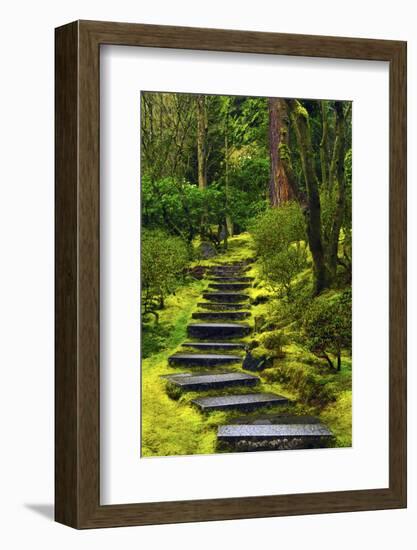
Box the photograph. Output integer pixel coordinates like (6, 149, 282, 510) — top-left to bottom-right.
(140, 91, 352, 457)
(1, 1, 406, 538)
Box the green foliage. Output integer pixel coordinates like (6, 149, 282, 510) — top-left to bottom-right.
(261, 246, 308, 298)
(142, 323, 171, 358)
(139, 89, 353, 453)
(264, 362, 337, 406)
(141, 229, 189, 317)
(251, 204, 308, 297)
(165, 382, 182, 401)
(142, 176, 205, 242)
(142, 176, 228, 244)
(252, 202, 306, 257)
(226, 156, 269, 227)
(140, 234, 351, 454)
(301, 289, 352, 369)
(340, 148, 352, 275)
(259, 330, 289, 358)
(221, 96, 269, 149)
(141, 92, 196, 183)
(321, 390, 352, 447)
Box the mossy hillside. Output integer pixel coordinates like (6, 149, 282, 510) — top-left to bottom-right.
(141, 279, 218, 457)
(141, 235, 291, 457)
(231, 233, 352, 447)
(142, 232, 351, 455)
(141, 238, 292, 457)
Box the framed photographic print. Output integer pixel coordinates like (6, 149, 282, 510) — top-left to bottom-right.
(55, 20, 407, 528)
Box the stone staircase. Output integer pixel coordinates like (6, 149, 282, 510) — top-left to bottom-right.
(163, 259, 333, 452)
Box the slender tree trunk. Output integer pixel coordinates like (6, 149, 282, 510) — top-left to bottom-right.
(268, 98, 294, 206)
(316, 350, 335, 369)
(224, 104, 233, 239)
(196, 95, 207, 190)
(268, 98, 280, 206)
(196, 95, 208, 239)
(328, 102, 347, 277)
(337, 352, 341, 371)
(320, 100, 329, 190)
(277, 99, 294, 204)
(286, 99, 330, 294)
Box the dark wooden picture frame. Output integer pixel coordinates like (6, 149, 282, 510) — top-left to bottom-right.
(55, 20, 407, 529)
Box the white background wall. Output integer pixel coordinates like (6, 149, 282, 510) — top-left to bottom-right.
(0, 0, 415, 547)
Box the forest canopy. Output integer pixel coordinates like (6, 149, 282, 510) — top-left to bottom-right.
(141, 91, 352, 296)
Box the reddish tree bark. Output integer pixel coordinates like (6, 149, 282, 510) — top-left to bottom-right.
(268, 97, 294, 206)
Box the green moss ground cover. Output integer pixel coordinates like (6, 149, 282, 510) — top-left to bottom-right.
(141, 233, 351, 457)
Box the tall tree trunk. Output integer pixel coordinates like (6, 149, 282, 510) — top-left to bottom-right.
(320, 100, 330, 190)
(224, 102, 233, 239)
(268, 98, 293, 206)
(196, 95, 207, 190)
(268, 98, 280, 206)
(286, 99, 330, 294)
(328, 101, 347, 277)
(196, 95, 208, 239)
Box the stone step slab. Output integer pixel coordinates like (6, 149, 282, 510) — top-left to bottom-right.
(211, 262, 248, 266)
(187, 322, 251, 339)
(203, 292, 249, 303)
(168, 352, 242, 366)
(209, 277, 254, 283)
(217, 423, 333, 440)
(162, 371, 259, 390)
(192, 392, 289, 411)
(209, 283, 251, 291)
(213, 260, 253, 267)
(197, 302, 248, 311)
(192, 311, 250, 321)
(209, 266, 250, 275)
(182, 342, 246, 351)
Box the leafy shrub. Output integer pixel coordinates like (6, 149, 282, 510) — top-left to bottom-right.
(229, 156, 269, 195)
(301, 289, 352, 370)
(260, 246, 308, 298)
(142, 229, 189, 319)
(165, 382, 182, 401)
(142, 176, 205, 243)
(251, 203, 308, 297)
(142, 176, 230, 242)
(262, 361, 337, 406)
(259, 330, 289, 358)
(251, 202, 306, 258)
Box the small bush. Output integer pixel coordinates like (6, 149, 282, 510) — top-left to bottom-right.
(165, 382, 182, 401)
(260, 246, 308, 298)
(251, 202, 306, 259)
(142, 229, 189, 317)
(301, 289, 352, 370)
(259, 330, 289, 358)
(251, 293, 269, 306)
(251, 203, 308, 298)
(263, 360, 337, 407)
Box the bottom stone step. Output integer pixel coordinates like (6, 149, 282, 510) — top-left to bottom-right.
(192, 392, 289, 411)
(217, 415, 333, 451)
(217, 423, 332, 440)
(162, 371, 259, 390)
